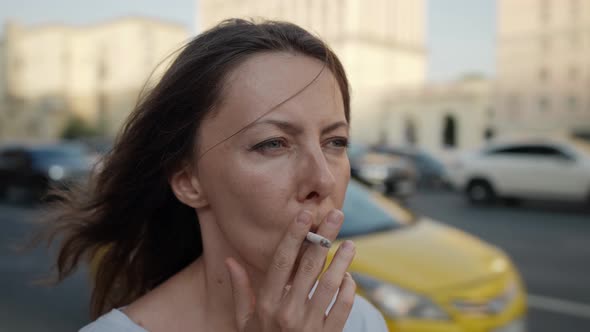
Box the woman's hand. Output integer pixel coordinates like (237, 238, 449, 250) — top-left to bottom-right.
(225, 209, 356, 331)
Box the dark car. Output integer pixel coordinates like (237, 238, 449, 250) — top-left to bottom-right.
(348, 142, 417, 199)
(373, 145, 449, 189)
(0, 142, 92, 203)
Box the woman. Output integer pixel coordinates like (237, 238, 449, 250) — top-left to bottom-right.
(46, 19, 388, 331)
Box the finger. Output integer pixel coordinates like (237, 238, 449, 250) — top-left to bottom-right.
(225, 257, 255, 331)
(288, 209, 344, 304)
(323, 272, 356, 330)
(308, 240, 355, 317)
(261, 210, 312, 305)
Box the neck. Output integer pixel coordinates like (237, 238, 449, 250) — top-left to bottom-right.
(185, 208, 266, 330)
(125, 209, 271, 331)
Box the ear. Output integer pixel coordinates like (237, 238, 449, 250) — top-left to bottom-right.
(169, 166, 209, 209)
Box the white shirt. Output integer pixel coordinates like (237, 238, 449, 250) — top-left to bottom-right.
(79, 294, 389, 332)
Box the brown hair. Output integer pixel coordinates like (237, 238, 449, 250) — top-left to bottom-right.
(42, 18, 350, 319)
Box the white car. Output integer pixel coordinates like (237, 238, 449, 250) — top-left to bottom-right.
(448, 137, 590, 205)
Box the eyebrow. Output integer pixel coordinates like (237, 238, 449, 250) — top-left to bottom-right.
(249, 119, 349, 136)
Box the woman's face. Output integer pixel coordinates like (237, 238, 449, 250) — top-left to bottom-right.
(195, 52, 350, 272)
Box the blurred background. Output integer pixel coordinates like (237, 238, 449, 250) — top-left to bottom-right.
(0, 0, 589, 331)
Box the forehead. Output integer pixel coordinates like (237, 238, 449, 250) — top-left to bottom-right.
(198, 52, 345, 151)
(223, 52, 332, 108)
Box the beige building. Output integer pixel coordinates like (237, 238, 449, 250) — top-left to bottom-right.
(382, 76, 494, 160)
(495, 0, 590, 136)
(0, 40, 5, 139)
(198, 0, 427, 143)
(0, 17, 189, 140)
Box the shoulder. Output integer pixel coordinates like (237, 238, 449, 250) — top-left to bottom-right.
(79, 309, 148, 332)
(343, 295, 389, 332)
(81, 296, 387, 332)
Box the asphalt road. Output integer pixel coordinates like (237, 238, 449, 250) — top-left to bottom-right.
(1, 190, 589, 331)
(0, 203, 89, 331)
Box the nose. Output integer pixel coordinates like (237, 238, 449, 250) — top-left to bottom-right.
(296, 145, 337, 203)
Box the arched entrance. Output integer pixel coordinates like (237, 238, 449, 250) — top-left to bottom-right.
(484, 127, 495, 141)
(404, 117, 417, 146)
(442, 114, 457, 148)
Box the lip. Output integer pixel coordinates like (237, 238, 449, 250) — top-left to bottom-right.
(297, 207, 338, 234)
(308, 210, 331, 233)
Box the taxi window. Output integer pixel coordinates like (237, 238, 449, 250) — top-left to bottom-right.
(340, 181, 404, 238)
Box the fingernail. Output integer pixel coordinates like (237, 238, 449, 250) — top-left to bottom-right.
(342, 240, 354, 251)
(328, 210, 343, 225)
(297, 211, 312, 224)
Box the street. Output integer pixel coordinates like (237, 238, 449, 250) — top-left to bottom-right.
(1, 190, 589, 331)
(0, 204, 89, 331)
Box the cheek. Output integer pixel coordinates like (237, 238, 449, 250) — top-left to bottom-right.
(339, 156, 351, 182)
(202, 153, 293, 261)
(332, 155, 351, 200)
(225, 160, 292, 208)
(202, 150, 349, 270)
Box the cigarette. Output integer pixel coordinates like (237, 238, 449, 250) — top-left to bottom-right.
(306, 232, 331, 248)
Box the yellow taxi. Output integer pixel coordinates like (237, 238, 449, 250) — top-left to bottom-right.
(335, 180, 527, 332)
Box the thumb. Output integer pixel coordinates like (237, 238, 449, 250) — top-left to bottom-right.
(225, 257, 255, 330)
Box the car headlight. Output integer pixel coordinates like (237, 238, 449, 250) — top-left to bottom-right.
(359, 164, 390, 182)
(352, 272, 449, 320)
(48, 165, 65, 180)
(453, 277, 519, 315)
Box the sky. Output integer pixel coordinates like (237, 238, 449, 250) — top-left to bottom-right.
(0, 0, 496, 83)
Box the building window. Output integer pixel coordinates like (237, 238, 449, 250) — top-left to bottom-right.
(442, 114, 457, 148)
(571, 33, 579, 49)
(27, 118, 41, 136)
(487, 107, 495, 119)
(567, 96, 577, 111)
(7, 97, 25, 117)
(571, 0, 580, 19)
(278, 0, 287, 17)
(97, 58, 108, 81)
(302, 0, 314, 27)
(506, 94, 520, 116)
(12, 56, 23, 71)
(540, 36, 551, 51)
(404, 118, 417, 145)
(61, 50, 70, 66)
(540, 0, 550, 23)
(484, 127, 495, 141)
(98, 93, 109, 134)
(539, 96, 551, 112)
(321, 0, 328, 35)
(539, 67, 549, 81)
(338, 0, 345, 37)
(569, 66, 579, 81)
(142, 27, 155, 67)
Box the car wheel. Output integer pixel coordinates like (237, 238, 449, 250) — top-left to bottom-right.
(466, 180, 496, 205)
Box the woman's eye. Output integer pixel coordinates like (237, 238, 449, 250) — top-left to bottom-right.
(252, 138, 287, 152)
(251, 137, 348, 154)
(327, 137, 349, 149)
